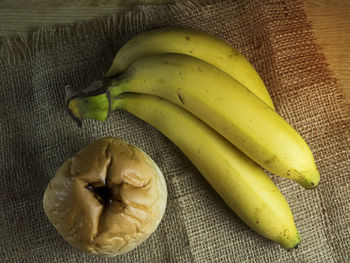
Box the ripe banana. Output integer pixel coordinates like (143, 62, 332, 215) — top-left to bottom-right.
(68, 92, 301, 250)
(103, 54, 319, 188)
(105, 27, 275, 110)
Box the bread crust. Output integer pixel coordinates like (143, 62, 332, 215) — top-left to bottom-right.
(43, 137, 167, 256)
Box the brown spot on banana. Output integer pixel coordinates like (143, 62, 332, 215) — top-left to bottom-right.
(264, 155, 277, 166)
(178, 93, 185, 104)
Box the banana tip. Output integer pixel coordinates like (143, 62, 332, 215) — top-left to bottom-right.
(303, 175, 320, 190)
(281, 231, 301, 251)
(295, 169, 320, 189)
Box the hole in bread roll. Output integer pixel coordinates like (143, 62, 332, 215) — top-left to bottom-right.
(43, 137, 167, 257)
(85, 184, 113, 206)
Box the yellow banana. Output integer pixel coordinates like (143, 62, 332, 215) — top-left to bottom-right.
(105, 54, 319, 188)
(68, 92, 300, 250)
(105, 27, 275, 110)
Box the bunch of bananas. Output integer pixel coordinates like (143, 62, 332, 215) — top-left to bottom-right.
(67, 27, 320, 250)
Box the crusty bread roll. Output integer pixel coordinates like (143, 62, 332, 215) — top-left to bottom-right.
(43, 137, 167, 257)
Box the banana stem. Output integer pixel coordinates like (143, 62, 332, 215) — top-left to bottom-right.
(68, 92, 110, 124)
(66, 79, 111, 125)
(66, 76, 136, 125)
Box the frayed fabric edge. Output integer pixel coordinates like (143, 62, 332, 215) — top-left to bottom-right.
(0, 0, 216, 66)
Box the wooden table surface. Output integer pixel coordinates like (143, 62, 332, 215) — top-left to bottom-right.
(303, 0, 350, 103)
(0, 0, 349, 103)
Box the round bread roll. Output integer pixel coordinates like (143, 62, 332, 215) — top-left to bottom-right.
(43, 137, 167, 257)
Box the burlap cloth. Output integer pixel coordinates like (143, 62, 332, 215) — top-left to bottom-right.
(1, 0, 349, 262)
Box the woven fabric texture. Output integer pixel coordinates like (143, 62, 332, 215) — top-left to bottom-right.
(0, 0, 349, 262)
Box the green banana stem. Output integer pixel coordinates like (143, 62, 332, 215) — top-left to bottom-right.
(68, 92, 110, 123)
(66, 77, 116, 124)
(66, 78, 135, 123)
